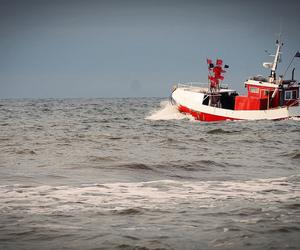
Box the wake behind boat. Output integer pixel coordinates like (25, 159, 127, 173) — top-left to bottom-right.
(171, 38, 300, 122)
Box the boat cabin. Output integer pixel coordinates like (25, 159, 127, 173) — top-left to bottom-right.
(234, 77, 299, 110)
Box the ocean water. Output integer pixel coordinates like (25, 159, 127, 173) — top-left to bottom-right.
(0, 98, 299, 250)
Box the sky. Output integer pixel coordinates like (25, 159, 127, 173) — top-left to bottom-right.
(0, 0, 300, 98)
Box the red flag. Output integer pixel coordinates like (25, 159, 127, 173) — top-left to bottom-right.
(216, 59, 223, 66)
(207, 59, 212, 64)
(213, 66, 222, 76)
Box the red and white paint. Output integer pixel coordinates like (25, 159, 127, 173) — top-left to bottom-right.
(170, 39, 300, 122)
(172, 87, 299, 122)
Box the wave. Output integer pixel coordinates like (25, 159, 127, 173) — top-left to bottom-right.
(290, 116, 300, 121)
(1, 176, 298, 215)
(119, 163, 155, 171)
(281, 150, 300, 160)
(145, 101, 193, 121)
(207, 128, 243, 134)
(88, 155, 120, 162)
(15, 149, 37, 155)
(112, 207, 146, 215)
(89, 160, 227, 172)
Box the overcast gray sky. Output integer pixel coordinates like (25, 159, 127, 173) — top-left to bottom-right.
(0, 0, 299, 98)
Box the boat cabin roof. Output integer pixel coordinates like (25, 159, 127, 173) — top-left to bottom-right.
(245, 79, 278, 88)
(249, 75, 268, 82)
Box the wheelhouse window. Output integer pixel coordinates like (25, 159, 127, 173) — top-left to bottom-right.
(292, 90, 298, 99)
(285, 90, 298, 100)
(249, 87, 259, 93)
(285, 91, 292, 100)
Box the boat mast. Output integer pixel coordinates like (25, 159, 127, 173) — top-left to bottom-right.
(270, 37, 283, 82)
(206, 59, 227, 107)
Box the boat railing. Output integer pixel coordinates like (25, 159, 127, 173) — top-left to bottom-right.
(176, 82, 229, 89)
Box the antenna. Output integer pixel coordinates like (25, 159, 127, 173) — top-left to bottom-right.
(275, 18, 283, 44)
(279, 17, 282, 37)
(283, 52, 298, 77)
(263, 24, 283, 73)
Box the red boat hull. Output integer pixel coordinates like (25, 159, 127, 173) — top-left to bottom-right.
(178, 105, 237, 122)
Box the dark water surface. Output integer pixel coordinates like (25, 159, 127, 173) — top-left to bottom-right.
(0, 98, 299, 250)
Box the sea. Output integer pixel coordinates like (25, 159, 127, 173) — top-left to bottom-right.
(0, 98, 299, 250)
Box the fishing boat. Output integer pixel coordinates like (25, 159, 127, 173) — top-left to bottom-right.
(171, 39, 300, 121)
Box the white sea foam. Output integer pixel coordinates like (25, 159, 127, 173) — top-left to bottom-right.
(290, 116, 300, 121)
(1, 176, 298, 215)
(146, 100, 193, 121)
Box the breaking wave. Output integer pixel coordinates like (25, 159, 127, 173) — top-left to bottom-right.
(290, 116, 300, 121)
(146, 100, 192, 121)
(1, 176, 298, 215)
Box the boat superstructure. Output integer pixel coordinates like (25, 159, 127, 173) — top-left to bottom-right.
(171, 38, 300, 121)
